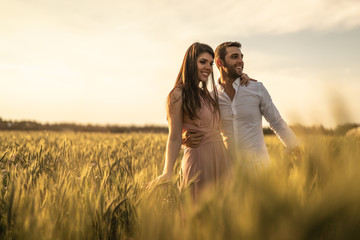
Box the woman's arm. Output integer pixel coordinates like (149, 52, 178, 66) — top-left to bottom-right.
(161, 88, 183, 177)
(147, 88, 183, 188)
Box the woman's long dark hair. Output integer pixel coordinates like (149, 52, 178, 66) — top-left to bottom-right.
(167, 42, 219, 120)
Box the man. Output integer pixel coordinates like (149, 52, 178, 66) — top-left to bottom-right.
(184, 41, 300, 166)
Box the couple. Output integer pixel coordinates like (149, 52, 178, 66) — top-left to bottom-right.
(148, 41, 300, 202)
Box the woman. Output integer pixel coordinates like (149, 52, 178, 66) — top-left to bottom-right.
(148, 42, 232, 202)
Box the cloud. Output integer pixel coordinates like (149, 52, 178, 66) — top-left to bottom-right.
(166, 0, 360, 37)
(1, 0, 359, 126)
(3, 0, 360, 43)
(68, 0, 360, 38)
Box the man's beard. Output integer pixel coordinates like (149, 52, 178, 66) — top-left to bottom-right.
(224, 63, 242, 79)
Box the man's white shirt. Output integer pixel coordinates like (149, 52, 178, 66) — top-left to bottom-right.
(217, 78, 300, 164)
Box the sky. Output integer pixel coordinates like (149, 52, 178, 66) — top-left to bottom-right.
(1, 0, 360, 128)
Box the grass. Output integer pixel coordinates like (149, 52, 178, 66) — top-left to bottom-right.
(0, 131, 359, 239)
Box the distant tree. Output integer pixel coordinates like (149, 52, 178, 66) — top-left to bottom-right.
(334, 123, 360, 136)
(0, 116, 357, 135)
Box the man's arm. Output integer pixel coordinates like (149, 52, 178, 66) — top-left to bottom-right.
(259, 83, 300, 150)
(182, 129, 205, 148)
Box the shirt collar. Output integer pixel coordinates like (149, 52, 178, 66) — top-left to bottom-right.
(216, 78, 224, 91)
(232, 78, 241, 89)
(217, 77, 241, 92)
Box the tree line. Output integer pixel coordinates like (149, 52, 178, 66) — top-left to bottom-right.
(0, 117, 358, 136)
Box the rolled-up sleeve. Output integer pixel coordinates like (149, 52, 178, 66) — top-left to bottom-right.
(259, 83, 300, 149)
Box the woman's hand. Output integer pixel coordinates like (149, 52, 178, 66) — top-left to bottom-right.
(145, 172, 172, 190)
(240, 73, 257, 86)
(240, 73, 250, 86)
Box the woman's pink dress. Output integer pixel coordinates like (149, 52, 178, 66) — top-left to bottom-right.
(180, 101, 232, 202)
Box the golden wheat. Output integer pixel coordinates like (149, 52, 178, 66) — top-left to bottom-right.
(0, 131, 359, 239)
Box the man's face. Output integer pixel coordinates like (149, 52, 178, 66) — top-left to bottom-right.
(223, 46, 244, 79)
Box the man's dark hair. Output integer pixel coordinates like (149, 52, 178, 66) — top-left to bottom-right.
(215, 41, 242, 64)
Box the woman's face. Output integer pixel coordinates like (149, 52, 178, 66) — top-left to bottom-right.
(196, 52, 214, 83)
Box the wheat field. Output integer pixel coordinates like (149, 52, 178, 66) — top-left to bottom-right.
(0, 131, 359, 239)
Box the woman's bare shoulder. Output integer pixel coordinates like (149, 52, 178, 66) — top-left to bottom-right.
(169, 87, 183, 103)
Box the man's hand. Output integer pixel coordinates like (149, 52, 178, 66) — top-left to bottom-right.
(285, 146, 303, 168)
(291, 146, 303, 161)
(182, 129, 205, 148)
